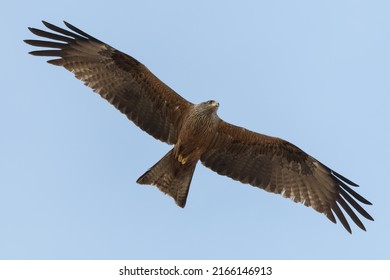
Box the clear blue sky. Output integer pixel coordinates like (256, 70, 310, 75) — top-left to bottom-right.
(1, 0, 389, 259)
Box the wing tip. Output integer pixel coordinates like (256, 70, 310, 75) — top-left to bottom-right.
(365, 213, 375, 222)
(365, 200, 373, 206)
(332, 170, 359, 187)
(27, 27, 39, 35)
(42, 20, 59, 30)
(47, 59, 64, 66)
(63, 20, 71, 27)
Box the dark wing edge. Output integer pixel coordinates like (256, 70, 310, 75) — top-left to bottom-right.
(201, 120, 374, 233)
(24, 21, 193, 144)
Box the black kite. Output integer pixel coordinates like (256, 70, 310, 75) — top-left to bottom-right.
(25, 21, 373, 233)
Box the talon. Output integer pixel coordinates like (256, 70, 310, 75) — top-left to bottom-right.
(178, 154, 188, 165)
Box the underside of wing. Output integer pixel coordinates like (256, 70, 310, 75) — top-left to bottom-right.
(201, 120, 373, 233)
(25, 21, 193, 144)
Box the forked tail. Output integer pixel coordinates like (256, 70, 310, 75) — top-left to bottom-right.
(136, 149, 197, 207)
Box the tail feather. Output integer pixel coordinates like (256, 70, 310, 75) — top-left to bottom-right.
(136, 149, 197, 207)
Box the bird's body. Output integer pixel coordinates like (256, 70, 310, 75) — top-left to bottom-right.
(138, 100, 220, 207)
(25, 21, 373, 233)
(175, 101, 219, 164)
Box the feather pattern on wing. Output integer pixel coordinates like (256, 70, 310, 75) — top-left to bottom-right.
(25, 21, 192, 144)
(201, 120, 373, 233)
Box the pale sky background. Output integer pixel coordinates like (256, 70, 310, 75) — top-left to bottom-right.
(1, 0, 389, 259)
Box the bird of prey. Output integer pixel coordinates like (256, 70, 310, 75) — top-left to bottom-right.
(25, 21, 373, 233)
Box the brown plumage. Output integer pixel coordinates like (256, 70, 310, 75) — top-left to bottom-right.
(25, 21, 373, 233)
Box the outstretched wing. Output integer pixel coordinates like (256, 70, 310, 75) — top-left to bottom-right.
(25, 21, 192, 144)
(201, 120, 373, 233)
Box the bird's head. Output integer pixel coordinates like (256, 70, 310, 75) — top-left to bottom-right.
(191, 100, 220, 125)
(199, 100, 219, 112)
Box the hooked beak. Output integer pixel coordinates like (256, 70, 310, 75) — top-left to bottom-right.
(211, 100, 219, 108)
